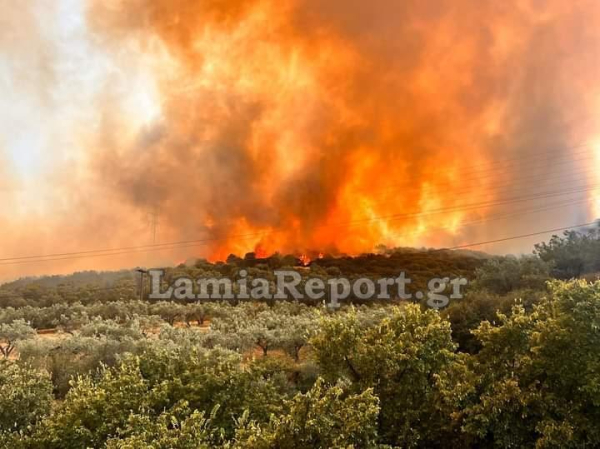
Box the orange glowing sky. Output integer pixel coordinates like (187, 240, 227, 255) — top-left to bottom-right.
(1, 0, 600, 280)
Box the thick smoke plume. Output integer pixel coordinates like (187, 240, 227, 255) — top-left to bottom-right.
(87, 0, 600, 256)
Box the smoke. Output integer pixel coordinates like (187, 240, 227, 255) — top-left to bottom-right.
(0, 0, 172, 279)
(84, 0, 600, 256)
(2, 0, 600, 278)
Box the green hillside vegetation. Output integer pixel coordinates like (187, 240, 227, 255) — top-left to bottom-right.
(0, 227, 599, 448)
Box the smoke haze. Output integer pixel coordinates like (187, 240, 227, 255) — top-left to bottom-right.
(1, 0, 600, 279)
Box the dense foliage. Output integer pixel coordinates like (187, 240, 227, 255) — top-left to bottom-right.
(0, 228, 599, 448)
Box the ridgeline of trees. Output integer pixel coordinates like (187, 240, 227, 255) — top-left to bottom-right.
(0, 227, 599, 448)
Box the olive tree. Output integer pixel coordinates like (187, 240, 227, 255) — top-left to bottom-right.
(0, 320, 36, 359)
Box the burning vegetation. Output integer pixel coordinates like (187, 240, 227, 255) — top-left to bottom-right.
(82, 0, 600, 264)
(0, 0, 600, 278)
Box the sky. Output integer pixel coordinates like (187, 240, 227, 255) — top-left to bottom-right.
(0, 0, 166, 279)
(1, 0, 159, 191)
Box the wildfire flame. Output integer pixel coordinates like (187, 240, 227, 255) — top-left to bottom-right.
(254, 245, 270, 260)
(2, 0, 600, 280)
(299, 254, 311, 267)
(83, 0, 600, 261)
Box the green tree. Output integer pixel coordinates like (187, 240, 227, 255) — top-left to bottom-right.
(279, 313, 318, 362)
(29, 358, 161, 448)
(105, 404, 216, 449)
(0, 320, 36, 359)
(311, 305, 463, 447)
(149, 302, 186, 326)
(460, 280, 600, 448)
(0, 361, 53, 434)
(234, 378, 380, 449)
(534, 228, 600, 279)
(474, 255, 551, 295)
(183, 303, 213, 326)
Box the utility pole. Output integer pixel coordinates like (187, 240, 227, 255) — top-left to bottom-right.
(149, 207, 159, 245)
(136, 268, 149, 301)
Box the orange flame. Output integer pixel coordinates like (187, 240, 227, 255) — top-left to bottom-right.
(81, 0, 600, 262)
(254, 245, 270, 260)
(299, 254, 311, 267)
(2, 0, 600, 283)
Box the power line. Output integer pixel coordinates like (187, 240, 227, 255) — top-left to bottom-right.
(374, 146, 597, 197)
(353, 196, 592, 238)
(7, 219, 597, 271)
(2, 182, 598, 264)
(113, 146, 600, 239)
(330, 183, 600, 229)
(2, 179, 595, 264)
(444, 221, 599, 251)
(0, 185, 597, 266)
(1, 141, 598, 267)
